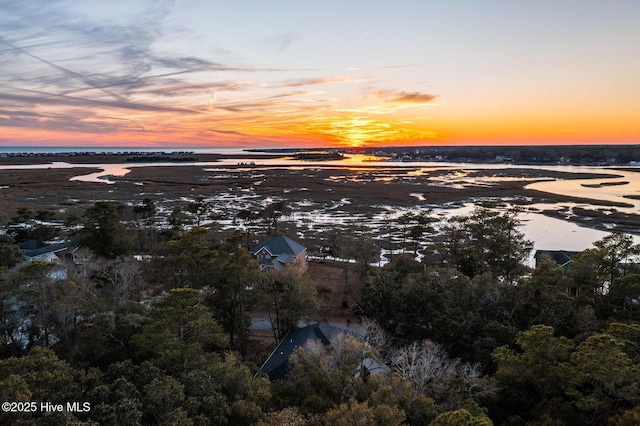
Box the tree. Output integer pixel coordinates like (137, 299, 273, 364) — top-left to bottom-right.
(132, 288, 228, 373)
(91, 257, 144, 310)
(260, 267, 321, 342)
(88, 375, 144, 426)
(133, 197, 157, 251)
(142, 376, 186, 424)
(491, 325, 576, 424)
(168, 205, 192, 233)
(236, 209, 260, 228)
(0, 276, 28, 356)
(280, 332, 384, 415)
(565, 334, 640, 424)
(77, 301, 148, 369)
(0, 347, 91, 425)
(396, 211, 435, 255)
(342, 226, 381, 275)
(567, 248, 607, 299)
(322, 401, 406, 426)
(0, 234, 23, 269)
(187, 195, 212, 227)
(206, 233, 262, 356)
(7, 208, 60, 245)
(317, 228, 348, 262)
(569, 233, 640, 303)
(359, 255, 423, 333)
(441, 207, 532, 282)
(606, 273, 640, 321)
(260, 201, 288, 236)
(428, 409, 492, 426)
(256, 408, 309, 426)
(79, 201, 133, 258)
(161, 228, 215, 289)
(593, 232, 640, 285)
(11, 261, 59, 347)
(390, 340, 490, 407)
(513, 256, 577, 334)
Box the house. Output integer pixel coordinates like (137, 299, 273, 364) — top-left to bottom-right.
(17, 240, 78, 281)
(534, 250, 579, 275)
(250, 235, 307, 271)
(18, 240, 77, 263)
(257, 322, 388, 381)
(534, 250, 581, 297)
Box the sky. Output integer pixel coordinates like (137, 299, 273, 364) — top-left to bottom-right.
(1, 1, 639, 149)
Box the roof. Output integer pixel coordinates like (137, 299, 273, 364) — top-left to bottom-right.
(18, 240, 76, 259)
(251, 235, 306, 257)
(535, 250, 580, 267)
(257, 252, 294, 270)
(258, 323, 346, 381)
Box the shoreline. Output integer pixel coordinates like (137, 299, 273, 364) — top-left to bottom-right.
(1, 162, 639, 238)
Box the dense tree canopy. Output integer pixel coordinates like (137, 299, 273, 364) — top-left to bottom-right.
(1, 203, 640, 425)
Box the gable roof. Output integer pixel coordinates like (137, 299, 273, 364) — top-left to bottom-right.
(250, 235, 306, 257)
(534, 250, 580, 267)
(258, 323, 346, 381)
(18, 240, 76, 259)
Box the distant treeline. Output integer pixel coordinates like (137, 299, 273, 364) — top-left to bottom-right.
(357, 144, 640, 165)
(126, 156, 197, 163)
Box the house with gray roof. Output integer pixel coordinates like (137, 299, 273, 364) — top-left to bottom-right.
(17, 240, 78, 281)
(257, 322, 388, 381)
(250, 235, 307, 271)
(534, 250, 579, 275)
(534, 249, 582, 297)
(18, 240, 77, 263)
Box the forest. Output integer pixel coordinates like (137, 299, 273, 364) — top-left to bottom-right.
(1, 198, 640, 426)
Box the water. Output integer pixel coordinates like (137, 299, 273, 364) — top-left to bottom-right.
(1, 149, 639, 253)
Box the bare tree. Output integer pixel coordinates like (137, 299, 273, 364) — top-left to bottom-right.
(91, 257, 143, 309)
(390, 340, 493, 406)
(351, 319, 391, 356)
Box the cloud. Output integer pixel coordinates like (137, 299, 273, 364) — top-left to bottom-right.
(266, 90, 321, 99)
(261, 33, 300, 52)
(393, 91, 438, 103)
(278, 76, 373, 88)
(207, 129, 247, 136)
(0, 37, 127, 102)
(372, 89, 437, 104)
(0, 2, 439, 146)
(351, 27, 375, 47)
(0, 88, 194, 113)
(0, 104, 147, 135)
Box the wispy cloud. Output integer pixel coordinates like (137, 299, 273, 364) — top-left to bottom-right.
(278, 76, 374, 88)
(351, 27, 376, 47)
(372, 89, 438, 104)
(207, 129, 248, 136)
(261, 33, 300, 52)
(0, 1, 441, 146)
(0, 87, 195, 113)
(0, 37, 130, 102)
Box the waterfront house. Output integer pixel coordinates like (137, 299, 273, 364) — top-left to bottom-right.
(534, 250, 579, 275)
(250, 235, 307, 271)
(534, 250, 582, 297)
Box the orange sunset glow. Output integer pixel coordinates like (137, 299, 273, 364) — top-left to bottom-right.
(1, 1, 639, 148)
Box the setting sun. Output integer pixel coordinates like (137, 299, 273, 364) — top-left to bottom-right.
(1, 1, 639, 149)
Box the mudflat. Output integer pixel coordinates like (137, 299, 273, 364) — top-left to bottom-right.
(1, 153, 638, 235)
